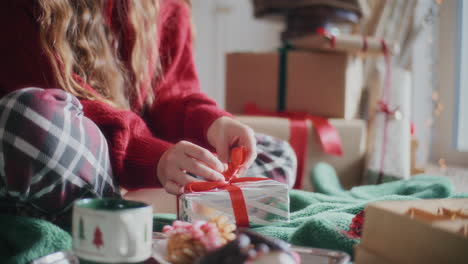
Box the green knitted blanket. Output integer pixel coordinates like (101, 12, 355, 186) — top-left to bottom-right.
(1, 163, 466, 263)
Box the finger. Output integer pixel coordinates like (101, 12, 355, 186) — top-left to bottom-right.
(182, 141, 224, 172)
(183, 158, 225, 182)
(237, 166, 248, 177)
(164, 180, 184, 195)
(173, 170, 204, 186)
(244, 147, 257, 169)
(241, 135, 257, 169)
(217, 144, 230, 164)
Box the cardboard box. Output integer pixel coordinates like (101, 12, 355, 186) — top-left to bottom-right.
(354, 246, 397, 264)
(236, 115, 366, 190)
(226, 51, 363, 119)
(360, 199, 468, 264)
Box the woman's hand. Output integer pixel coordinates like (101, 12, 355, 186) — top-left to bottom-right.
(207, 116, 257, 175)
(157, 140, 225, 195)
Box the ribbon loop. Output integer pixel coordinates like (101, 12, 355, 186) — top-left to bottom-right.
(377, 100, 394, 115)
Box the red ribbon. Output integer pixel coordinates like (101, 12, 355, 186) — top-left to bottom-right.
(317, 27, 371, 53)
(376, 39, 392, 184)
(377, 100, 395, 115)
(183, 147, 268, 227)
(185, 177, 268, 227)
(317, 27, 336, 49)
(244, 103, 343, 189)
(363, 37, 368, 52)
(288, 119, 309, 189)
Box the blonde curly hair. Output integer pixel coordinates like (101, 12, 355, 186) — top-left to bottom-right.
(37, 0, 160, 109)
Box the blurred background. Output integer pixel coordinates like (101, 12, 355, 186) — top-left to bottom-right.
(190, 0, 468, 190)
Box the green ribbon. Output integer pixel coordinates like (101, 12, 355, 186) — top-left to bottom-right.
(277, 42, 294, 112)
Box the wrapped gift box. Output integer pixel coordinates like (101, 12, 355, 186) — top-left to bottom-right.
(359, 199, 468, 264)
(225, 51, 363, 119)
(365, 66, 411, 183)
(236, 115, 366, 190)
(178, 179, 289, 226)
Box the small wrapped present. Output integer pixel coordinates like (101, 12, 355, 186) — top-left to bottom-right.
(178, 147, 290, 227)
(365, 65, 411, 183)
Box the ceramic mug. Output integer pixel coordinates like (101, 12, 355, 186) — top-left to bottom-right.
(72, 198, 153, 264)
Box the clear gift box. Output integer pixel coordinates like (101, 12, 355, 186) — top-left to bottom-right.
(178, 179, 289, 226)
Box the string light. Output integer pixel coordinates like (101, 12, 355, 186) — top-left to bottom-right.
(438, 158, 447, 171)
(412, 0, 444, 173)
(425, 119, 434, 128)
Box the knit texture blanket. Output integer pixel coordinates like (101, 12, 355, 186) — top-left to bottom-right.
(2, 162, 466, 263)
(0, 214, 72, 264)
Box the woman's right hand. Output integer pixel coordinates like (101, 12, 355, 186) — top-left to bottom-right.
(157, 140, 226, 195)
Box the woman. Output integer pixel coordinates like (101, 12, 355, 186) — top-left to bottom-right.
(0, 0, 295, 227)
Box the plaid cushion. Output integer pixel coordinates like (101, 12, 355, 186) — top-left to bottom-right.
(0, 88, 119, 225)
(245, 133, 297, 187)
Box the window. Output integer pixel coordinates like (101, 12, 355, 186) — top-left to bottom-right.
(455, 0, 468, 151)
(431, 0, 468, 166)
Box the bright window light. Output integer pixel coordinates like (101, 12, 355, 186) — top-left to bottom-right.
(455, 0, 468, 151)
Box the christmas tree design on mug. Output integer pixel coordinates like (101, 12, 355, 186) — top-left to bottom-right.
(93, 226, 104, 249)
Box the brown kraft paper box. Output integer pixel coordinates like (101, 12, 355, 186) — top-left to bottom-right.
(226, 51, 363, 119)
(354, 245, 397, 264)
(358, 199, 468, 264)
(236, 115, 366, 190)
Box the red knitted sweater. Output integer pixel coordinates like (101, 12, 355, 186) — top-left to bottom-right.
(0, 0, 229, 190)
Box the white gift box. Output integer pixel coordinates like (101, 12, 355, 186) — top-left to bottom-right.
(365, 66, 411, 183)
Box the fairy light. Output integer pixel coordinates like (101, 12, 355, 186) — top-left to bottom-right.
(412, 0, 445, 173)
(438, 158, 447, 170)
(425, 119, 434, 127)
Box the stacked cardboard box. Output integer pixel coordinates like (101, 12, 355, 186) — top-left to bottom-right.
(226, 51, 363, 119)
(226, 49, 365, 190)
(236, 116, 366, 190)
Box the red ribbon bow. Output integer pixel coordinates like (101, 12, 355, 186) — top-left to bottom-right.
(244, 103, 343, 189)
(377, 100, 395, 115)
(184, 147, 268, 227)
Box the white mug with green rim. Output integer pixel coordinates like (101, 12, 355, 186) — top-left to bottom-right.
(72, 198, 153, 264)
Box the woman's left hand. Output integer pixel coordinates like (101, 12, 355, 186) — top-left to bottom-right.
(207, 116, 257, 175)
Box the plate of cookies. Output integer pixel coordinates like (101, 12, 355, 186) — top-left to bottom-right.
(152, 216, 350, 264)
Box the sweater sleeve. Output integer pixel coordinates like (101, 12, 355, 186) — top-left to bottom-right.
(0, 0, 58, 96)
(81, 99, 171, 190)
(147, 0, 231, 149)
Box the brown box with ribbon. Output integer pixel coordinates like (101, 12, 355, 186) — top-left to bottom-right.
(236, 115, 366, 190)
(225, 50, 363, 119)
